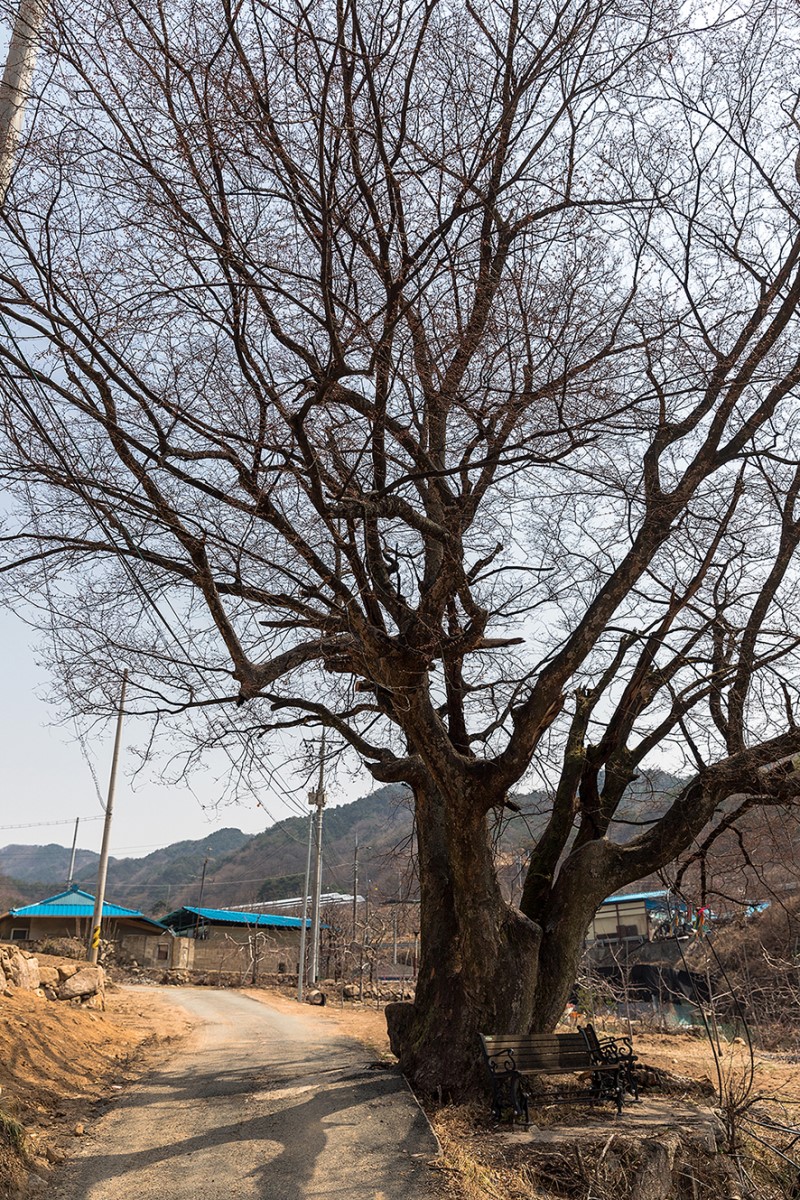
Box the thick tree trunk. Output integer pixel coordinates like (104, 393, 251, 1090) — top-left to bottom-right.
(527, 841, 616, 1031)
(387, 778, 542, 1097)
(386, 780, 621, 1096)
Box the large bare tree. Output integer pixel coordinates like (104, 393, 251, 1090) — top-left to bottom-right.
(2, 0, 800, 1092)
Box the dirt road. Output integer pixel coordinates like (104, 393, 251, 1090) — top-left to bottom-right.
(49, 987, 439, 1200)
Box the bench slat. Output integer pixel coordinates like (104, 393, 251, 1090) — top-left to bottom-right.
(480, 1026, 636, 1122)
(482, 1034, 587, 1047)
(481, 1032, 596, 1074)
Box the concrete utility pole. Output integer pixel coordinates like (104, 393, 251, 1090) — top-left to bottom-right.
(296, 807, 314, 1002)
(0, 0, 47, 202)
(66, 817, 79, 886)
(308, 734, 326, 985)
(392, 867, 400, 965)
(88, 671, 127, 964)
(352, 835, 358, 942)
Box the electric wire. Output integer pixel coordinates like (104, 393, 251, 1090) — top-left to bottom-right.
(0, 314, 315, 842)
(0, 815, 104, 830)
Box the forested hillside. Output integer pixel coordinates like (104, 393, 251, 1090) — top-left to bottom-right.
(0, 773, 683, 915)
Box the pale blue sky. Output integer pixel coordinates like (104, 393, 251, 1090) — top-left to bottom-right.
(0, 606, 338, 858)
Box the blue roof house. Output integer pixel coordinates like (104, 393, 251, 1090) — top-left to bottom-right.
(0, 885, 166, 945)
(160, 906, 312, 979)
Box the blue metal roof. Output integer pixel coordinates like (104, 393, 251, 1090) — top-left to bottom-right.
(599, 890, 670, 906)
(9, 886, 166, 929)
(164, 905, 309, 929)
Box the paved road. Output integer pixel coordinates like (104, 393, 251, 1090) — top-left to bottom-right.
(50, 988, 439, 1200)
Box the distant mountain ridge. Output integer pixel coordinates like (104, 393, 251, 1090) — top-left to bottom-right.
(0, 771, 684, 915)
(0, 842, 100, 884)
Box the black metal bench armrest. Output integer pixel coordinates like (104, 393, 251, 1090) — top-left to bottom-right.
(595, 1034, 637, 1062)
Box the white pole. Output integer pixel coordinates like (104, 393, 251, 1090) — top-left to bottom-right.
(88, 671, 127, 964)
(0, 0, 48, 202)
(296, 808, 314, 1002)
(308, 734, 326, 985)
(66, 816, 79, 886)
(309, 798, 325, 983)
(352, 835, 358, 942)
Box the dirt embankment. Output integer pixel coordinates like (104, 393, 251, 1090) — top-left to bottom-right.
(0, 980, 191, 1199)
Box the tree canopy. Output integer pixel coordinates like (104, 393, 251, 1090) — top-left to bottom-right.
(3, 0, 800, 1090)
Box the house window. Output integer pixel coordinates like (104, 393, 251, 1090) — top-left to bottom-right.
(10, 927, 29, 941)
(156, 944, 169, 962)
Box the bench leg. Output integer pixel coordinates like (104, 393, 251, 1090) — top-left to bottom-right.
(625, 1064, 640, 1102)
(510, 1074, 529, 1127)
(489, 1074, 504, 1122)
(488, 1071, 529, 1126)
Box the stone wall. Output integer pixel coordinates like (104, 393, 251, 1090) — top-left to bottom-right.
(0, 943, 39, 993)
(0, 942, 105, 1007)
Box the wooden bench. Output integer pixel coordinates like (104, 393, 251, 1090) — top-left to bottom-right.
(479, 1026, 638, 1123)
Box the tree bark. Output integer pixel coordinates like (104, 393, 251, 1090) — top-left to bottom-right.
(387, 777, 542, 1096)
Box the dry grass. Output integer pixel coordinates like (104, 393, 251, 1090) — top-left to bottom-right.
(0, 1110, 26, 1155)
(429, 1104, 538, 1200)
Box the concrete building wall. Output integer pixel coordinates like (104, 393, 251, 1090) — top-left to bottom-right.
(188, 926, 300, 976)
(116, 932, 192, 969)
(0, 915, 89, 942)
(586, 900, 649, 943)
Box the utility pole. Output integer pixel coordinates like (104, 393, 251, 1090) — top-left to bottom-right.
(88, 670, 127, 964)
(392, 867, 400, 965)
(66, 817, 79, 886)
(308, 733, 326, 986)
(193, 855, 210, 940)
(0, 0, 47, 202)
(296, 806, 314, 1003)
(352, 835, 358, 942)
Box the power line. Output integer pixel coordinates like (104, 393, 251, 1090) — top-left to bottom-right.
(0, 815, 104, 831)
(0, 315, 315, 844)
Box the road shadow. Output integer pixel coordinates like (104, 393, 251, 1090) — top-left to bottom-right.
(53, 1059, 435, 1200)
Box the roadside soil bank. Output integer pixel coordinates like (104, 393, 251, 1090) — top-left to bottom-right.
(0, 981, 191, 1199)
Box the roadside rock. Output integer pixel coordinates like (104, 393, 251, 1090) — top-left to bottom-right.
(38, 966, 60, 988)
(0, 945, 40, 991)
(58, 967, 105, 1001)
